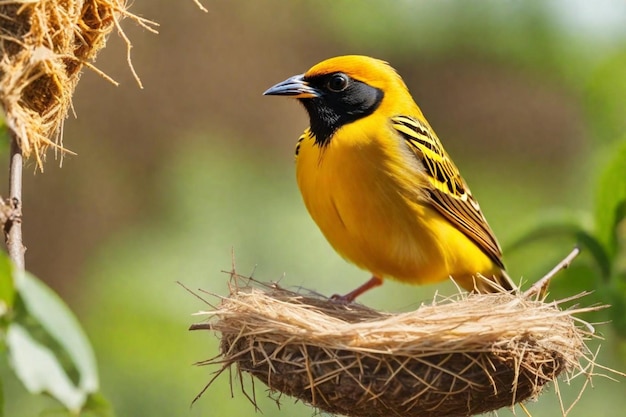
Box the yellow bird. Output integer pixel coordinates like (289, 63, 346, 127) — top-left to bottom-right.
(264, 55, 515, 302)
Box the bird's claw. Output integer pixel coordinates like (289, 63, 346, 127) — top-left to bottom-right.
(330, 293, 353, 304)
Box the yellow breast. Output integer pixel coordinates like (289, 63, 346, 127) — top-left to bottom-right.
(295, 116, 497, 286)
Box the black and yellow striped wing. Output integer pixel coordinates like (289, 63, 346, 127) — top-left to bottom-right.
(391, 115, 504, 268)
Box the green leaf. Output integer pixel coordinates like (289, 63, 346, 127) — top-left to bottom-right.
(8, 269, 99, 412)
(505, 209, 612, 279)
(0, 251, 15, 320)
(81, 392, 115, 417)
(595, 139, 626, 263)
(7, 323, 87, 412)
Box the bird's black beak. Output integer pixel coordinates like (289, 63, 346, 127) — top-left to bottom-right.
(263, 74, 319, 98)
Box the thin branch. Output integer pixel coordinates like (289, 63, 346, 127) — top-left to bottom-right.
(4, 132, 25, 269)
(192, 0, 208, 12)
(189, 323, 212, 331)
(524, 247, 580, 299)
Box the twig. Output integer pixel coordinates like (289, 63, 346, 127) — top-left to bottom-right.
(192, 0, 208, 12)
(524, 247, 580, 299)
(189, 323, 212, 331)
(4, 132, 25, 269)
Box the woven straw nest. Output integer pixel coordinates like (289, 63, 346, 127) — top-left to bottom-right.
(0, 0, 155, 168)
(191, 272, 602, 417)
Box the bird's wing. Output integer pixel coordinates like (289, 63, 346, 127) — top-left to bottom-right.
(391, 115, 504, 268)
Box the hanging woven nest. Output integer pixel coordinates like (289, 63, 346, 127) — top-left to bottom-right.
(0, 0, 155, 168)
(190, 270, 600, 417)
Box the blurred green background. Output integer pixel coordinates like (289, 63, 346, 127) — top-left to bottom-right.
(2, 0, 626, 415)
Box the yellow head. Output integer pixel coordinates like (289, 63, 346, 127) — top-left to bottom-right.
(264, 55, 421, 146)
(304, 55, 408, 92)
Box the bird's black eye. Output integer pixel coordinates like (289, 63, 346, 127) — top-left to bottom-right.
(327, 73, 349, 92)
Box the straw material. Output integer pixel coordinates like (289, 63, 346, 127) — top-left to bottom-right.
(192, 276, 600, 417)
(0, 0, 154, 168)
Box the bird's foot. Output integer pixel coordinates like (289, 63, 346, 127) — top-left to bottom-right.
(330, 276, 383, 304)
(329, 293, 353, 304)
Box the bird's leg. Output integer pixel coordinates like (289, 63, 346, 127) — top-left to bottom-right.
(331, 276, 383, 303)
